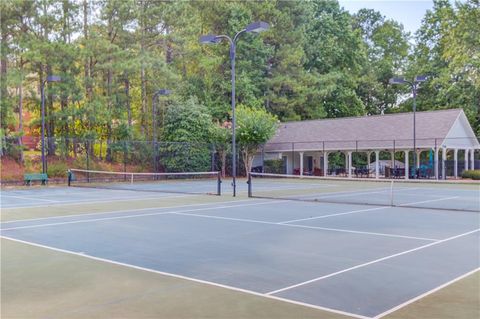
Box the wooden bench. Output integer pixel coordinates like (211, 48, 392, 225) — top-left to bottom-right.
(24, 173, 48, 186)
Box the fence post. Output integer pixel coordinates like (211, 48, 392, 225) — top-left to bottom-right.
(123, 140, 127, 181)
(211, 144, 216, 172)
(86, 140, 90, 182)
(261, 144, 265, 173)
(217, 171, 222, 196)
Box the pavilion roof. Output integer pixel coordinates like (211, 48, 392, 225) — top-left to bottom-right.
(265, 108, 479, 152)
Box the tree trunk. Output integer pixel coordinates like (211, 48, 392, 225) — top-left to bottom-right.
(221, 149, 226, 178)
(124, 73, 132, 127)
(83, 0, 92, 101)
(242, 149, 255, 177)
(17, 58, 24, 163)
(140, 0, 147, 136)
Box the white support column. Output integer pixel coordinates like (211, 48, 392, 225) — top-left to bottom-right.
(375, 150, 380, 179)
(299, 152, 304, 176)
(404, 150, 409, 179)
(470, 148, 475, 170)
(367, 151, 371, 171)
(416, 151, 421, 168)
(345, 152, 349, 173)
(434, 148, 439, 179)
(391, 151, 395, 167)
(442, 148, 447, 179)
(348, 151, 352, 178)
(453, 149, 458, 178)
(323, 152, 329, 176)
(464, 149, 469, 171)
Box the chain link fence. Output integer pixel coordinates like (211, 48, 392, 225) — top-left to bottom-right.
(1, 136, 479, 183)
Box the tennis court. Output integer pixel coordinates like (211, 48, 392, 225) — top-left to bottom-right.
(1, 174, 479, 319)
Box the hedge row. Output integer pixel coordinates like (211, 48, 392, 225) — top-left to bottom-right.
(461, 170, 480, 180)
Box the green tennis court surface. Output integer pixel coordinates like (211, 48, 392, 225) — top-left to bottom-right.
(1, 180, 479, 319)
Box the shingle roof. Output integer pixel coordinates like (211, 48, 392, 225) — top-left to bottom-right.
(265, 109, 475, 152)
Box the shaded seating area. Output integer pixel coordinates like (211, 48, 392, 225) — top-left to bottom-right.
(259, 109, 479, 180)
(354, 167, 370, 178)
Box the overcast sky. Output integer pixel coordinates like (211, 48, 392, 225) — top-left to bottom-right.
(338, 0, 435, 35)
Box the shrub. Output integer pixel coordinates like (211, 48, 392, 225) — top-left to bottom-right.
(47, 162, 68, 178)
(461, 170, 480, 180)
(264, 159, 285, 174)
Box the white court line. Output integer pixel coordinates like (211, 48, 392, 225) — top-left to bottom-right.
(373, 267, 480, 318)
(0, 198, 259, 224)
(280, 197, 474, 225)
(171, 212, 439, 241)
(1, 194, 60, 203)
(398, 196, 460, 207)
(266, 228, 480, 295)
(279, 186, 417, 203)
(283, 187, 392, 200)
(395, 192, 460, 198)
(1, 193, 193, 210)
(2, 198, 437, 241)
(278, 206, 390, 224)
(0, 200, 283, 231)
(0, 235, 370, 319)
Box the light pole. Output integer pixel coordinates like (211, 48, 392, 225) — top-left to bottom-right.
(389, 75, 427, 178)
(152, 89, 171, 173)
(41, 75, 62, 174)
(199, 21, 269, 196)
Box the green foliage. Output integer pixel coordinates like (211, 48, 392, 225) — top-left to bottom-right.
(161, 97, 213, 172)
(264, 159, 285, 174)
(1, 0, 478, 168)
(461, 170, 480, 180)
(236, 104, 277, 174)
(47, 162, 68, 178)
(353, 8, 409, 115)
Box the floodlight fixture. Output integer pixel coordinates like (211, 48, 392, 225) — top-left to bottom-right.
(157, 89, 171, 95)
(414, 75, 427, 83)
(245, 21, 270, 33)
(389, 77, 406, 85)
(199, 34, 219, 44)
(46, 75, 62, 82)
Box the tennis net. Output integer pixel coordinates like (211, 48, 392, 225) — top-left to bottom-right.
(68, 169, 221, 195)
(248, 172, 479, 212)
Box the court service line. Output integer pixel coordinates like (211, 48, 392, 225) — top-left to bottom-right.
(1, 194, 60, 203)
(1, 193, 196, 210)
(2, 199, 438, 242)
(265, 228, 480, 295)
(171, 212, 439, 241)
(278, 206, 390, 224)
(398, 196, 459, 207)
(279, 196, 470, 223)
(0, 198, 259, 224)
(0, 200, 283, 231)
(373, 267, 480, 318)
(0, 236, 370, 319)
(284, 187, 392, 200)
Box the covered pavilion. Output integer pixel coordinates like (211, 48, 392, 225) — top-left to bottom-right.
(260, 109, 479, 179)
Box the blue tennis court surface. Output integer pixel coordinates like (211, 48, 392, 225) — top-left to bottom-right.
(0, 185, 201, 208)
(1, 183, 479, 318)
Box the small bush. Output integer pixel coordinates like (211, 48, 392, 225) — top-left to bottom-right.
(47, 162, 68, 178)
(264, 159, 285, 174)
(461, 170, 480, 180)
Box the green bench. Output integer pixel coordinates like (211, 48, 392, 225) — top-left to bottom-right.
(24, 173, 48, 186)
